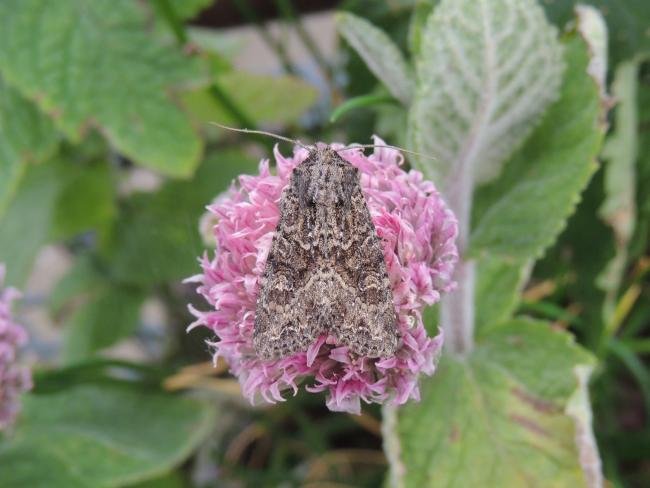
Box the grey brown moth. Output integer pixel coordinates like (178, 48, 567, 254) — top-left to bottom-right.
(254, 145, 399, 360)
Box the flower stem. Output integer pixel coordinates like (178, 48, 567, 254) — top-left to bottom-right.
(232, 0, 296, 76)
(441, 259, 475, 355)
(151, 0, 188, 44)
(440, 162, 475, 355)
(382, 404, 406, 488)
(330, 92, 397, 123)
(153, 0, 268, 148)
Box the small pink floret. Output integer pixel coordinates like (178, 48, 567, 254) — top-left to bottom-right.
(0, 264, 32, 430)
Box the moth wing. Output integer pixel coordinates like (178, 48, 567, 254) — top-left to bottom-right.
(328, 171, 399, 358)
(254, 169, 323, 360)
(254, 151, 399, 360)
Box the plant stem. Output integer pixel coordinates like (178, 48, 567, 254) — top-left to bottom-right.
(151, 0, 188, 44)
(275, 0, 326, 68)
(382, 405, 406, 488)
(232, 0, 296, 75)
(274, 0, 342, 104)
(153, 0, 263, 144)
(440, 163, 475, 355)
(208, 81, 259, 135)
(329, 92, 397, 123)
(441, 260, 475, 355)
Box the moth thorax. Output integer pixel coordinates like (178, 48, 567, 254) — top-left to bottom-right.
(307, 169, 346, 206)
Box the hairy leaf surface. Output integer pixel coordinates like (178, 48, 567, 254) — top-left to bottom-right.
(0, 0, 202, 177)
(409, 0, 564, 188)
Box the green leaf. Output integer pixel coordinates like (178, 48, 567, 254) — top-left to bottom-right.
(475, 320, 594, 400)
(166, 0, 213, 21)
(393, 319, 596, 487)
(542, 0, 650, 65)
(575, 5, 608, 96)
(565, 365, 602, 488)
(607, 339, 650, 414)
(50, 256, 105, 316)
(151, 0, 213, 45)
(407, 1, 435, 57)
(126, 472, 187, 488)
(52, 161, 116, 241)
(63, 285, 146, 362)
(375, 102, 409, 149)
(469, 33, 606, 259)
(33, 358, 164, 395)
(597, 58, 642, 323)
(0, 160, 69, 286)
(336, 12, 414, 105)
(181, 72, 317, 127)
(0, 77, 58, 216)
(630, 58, 650, 260)
(329, 92, 397, 123)
(0, 158, 117, 287)
(531, 167, 613, 350)
(475, 256, 529, 330)
(409, 0, 564, 188)
(0, 0, 203, 177)
(0, 385, 215, 488)
(110, 150, 258, 286)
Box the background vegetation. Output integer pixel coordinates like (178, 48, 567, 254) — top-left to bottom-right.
(0, 0, 648, 486)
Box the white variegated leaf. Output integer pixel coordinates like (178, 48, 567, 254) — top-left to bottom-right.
(410, 0, 564, 188)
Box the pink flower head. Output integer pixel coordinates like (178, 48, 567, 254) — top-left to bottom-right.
(0, 264, 32, 430)
(188, 138, 458, 414)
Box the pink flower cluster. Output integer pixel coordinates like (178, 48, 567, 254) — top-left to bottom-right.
(0, 264, 31, 430)
(188, 138, 458, 414)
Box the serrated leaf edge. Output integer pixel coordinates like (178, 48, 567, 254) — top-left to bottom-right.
(469, 25, 610, 262)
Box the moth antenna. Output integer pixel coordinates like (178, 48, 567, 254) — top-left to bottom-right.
(210, 122, 311, 150)
(337, 144, 439, 162)
(212, 122, 436, 161)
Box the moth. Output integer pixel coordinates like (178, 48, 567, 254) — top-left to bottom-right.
(254, 145, 400, 360)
